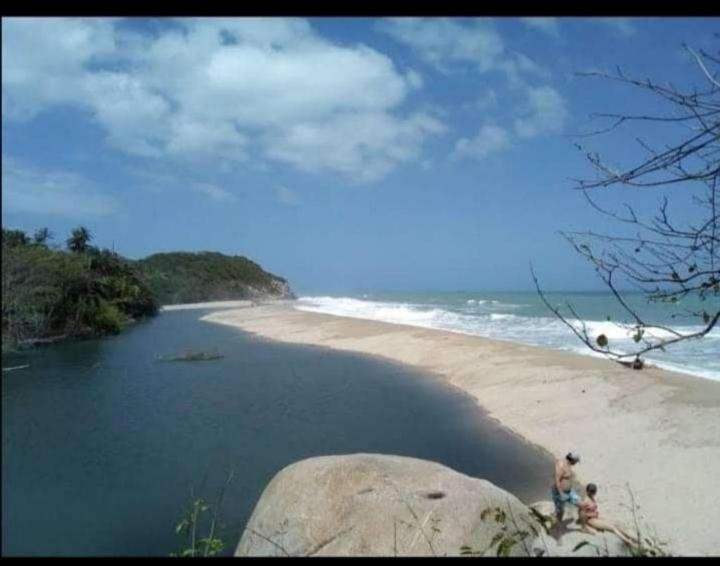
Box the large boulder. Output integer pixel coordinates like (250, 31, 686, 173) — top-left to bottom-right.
(236, 454, 630, 557)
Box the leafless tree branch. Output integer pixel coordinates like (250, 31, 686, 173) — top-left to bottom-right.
(536, 42, 720, 368)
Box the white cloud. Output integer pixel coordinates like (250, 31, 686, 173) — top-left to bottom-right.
(475, 89, 498, 111)
(2, 17, 443, 183)
(454, 124, 512, 160)
(378, 17, 548, 85)
(128, 167, 238, 203)
(2, 157, 118, 218)
(1, 18, 117, 120)
(81, 71, 172, 157)
(453, 85, 569, 160)
(592, 17, 636, 37)
(378, 17, 504, 73)
(275, 186, 301, 207)
(513, 86, 569, 139)
(192, 183, 237, 203)
(263, 111, 446, 183)
(519, 17, 560, 38)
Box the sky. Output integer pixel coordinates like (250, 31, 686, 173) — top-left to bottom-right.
(2, 16, 718, 294)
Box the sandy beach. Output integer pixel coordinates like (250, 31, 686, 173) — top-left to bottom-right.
(203, 303, 720, 556)
(160, 300, 256, 311)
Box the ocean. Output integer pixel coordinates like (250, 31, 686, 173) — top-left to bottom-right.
(295, 291, 720, 381)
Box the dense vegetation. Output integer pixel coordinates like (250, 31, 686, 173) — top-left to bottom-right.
(2, 227, 293, 352)
(135, 252, 294, 305)
(2, 227, 158, 351)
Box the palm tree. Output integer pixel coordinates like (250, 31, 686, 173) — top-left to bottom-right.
(33, 227, 53, 246)
(66, 226, 92, 253)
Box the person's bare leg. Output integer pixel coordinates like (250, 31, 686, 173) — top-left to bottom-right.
(578, 516, 593, 535)
(587, 518, 636, 547)
(551, 511, 563, 539)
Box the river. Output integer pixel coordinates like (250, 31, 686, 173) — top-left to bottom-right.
(2, 308, 552, 556)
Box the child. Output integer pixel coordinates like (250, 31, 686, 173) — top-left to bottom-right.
(578, 483, 637, 547)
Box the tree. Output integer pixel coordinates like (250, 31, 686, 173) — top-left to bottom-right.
(66, 226, 93, 254)
(2, 228, 29, 248)
(533, 41, 720, 369)
(33, 227, 53, 246)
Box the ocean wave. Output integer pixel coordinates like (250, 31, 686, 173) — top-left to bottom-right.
(296, 296, 720, 381)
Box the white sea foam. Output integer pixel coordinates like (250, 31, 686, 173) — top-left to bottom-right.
(296, 296, 720, 381)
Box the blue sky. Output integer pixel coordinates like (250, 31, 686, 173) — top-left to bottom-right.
(2, 17, 718, 294)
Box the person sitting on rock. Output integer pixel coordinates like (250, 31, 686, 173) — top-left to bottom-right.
(551, 452, 581, 529)
(578, 483, 637, 547)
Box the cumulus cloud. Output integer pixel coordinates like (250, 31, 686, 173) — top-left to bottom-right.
(2, 17, 443, 183)
(378, 17, 504, 73)
(513, 86, 569, 139)
(454, 85, 569, 162)
(264, 111, 445, 183)
(453, 125, 512, 160)
(1, 17, 117, 120)
(378, 17, 547, 84)
(2, 157, 118, 218)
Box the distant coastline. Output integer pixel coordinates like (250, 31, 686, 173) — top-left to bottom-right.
(2, 226, 294, 352)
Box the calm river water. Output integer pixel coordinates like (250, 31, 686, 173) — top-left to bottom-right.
(2, 309, 552, 556)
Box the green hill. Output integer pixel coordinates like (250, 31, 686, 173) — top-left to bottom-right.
(135, 251, 295, 305)
(2, 228, 159, 350)
(2, 227, 295, 351)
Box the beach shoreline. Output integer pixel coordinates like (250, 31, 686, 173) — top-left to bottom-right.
(202, 303, 720, 556)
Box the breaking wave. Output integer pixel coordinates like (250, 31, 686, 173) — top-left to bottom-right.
(296, 295, 720, 381)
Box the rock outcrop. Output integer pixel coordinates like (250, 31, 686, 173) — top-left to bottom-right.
(235, 454, 632, 557)
(528, 500, 633, 557)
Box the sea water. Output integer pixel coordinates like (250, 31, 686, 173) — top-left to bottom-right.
(296, 291, 720, 381)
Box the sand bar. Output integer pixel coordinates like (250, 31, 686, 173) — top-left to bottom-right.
(203, 304, 720, 556)
(160, 300, 256, 311)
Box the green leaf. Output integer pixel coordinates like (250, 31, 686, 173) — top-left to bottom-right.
(489, 532, 505, 548)
(497, 538, 517, 557)
(596, 334, 608, 348)
(573, 540, 593, 552)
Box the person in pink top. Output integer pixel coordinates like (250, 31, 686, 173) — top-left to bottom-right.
(578, 483, 637, 547)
